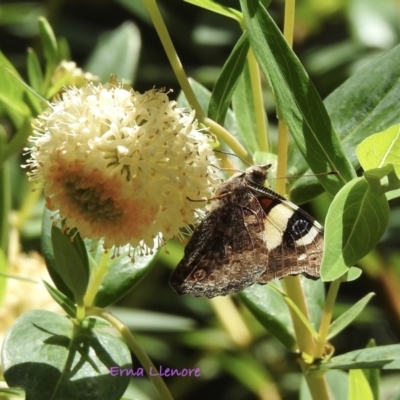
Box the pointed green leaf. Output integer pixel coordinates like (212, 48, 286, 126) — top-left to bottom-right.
(43, 280, 77, 318)
(27, 48, 44, 93)
(38, 17, 58, 67)
(1, 310, 131, 400)
(240, 282, 295, 349)
(208, 32, 249, 125)
(348, 370, 374, 400)
(357, 124, 400, 174)
(239, 0, 356, 196)
(41, 208, 75, 301)
(321, 178, 390, 281)
(85, 22, 141, 82)
(363, 340, 379, 400)
(240, 276, 323, 350)
(318, 344, 400, 370)
(232, 61, 260, 155)
(328, 293, 374, 340)
(51, 225, 89, 300)
(185, 0, 243, 21)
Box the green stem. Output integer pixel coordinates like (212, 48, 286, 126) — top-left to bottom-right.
(84, 251, 111, 306)
(142, 0, 204, 119)
(88, 307, 174, 400)
(246, 49, 268, 153)
(76, 298, 86, 321)
(142, 0, 252, 165)
(279, 0, 331, 398)
(315, 279, 341, 358)
(0, 133, 11, 256)
(204, 117, 253, 164)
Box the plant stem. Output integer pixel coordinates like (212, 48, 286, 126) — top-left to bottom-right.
(210, 296, 252, 347)
(142, 0, 252, 164)
(247, 49, 268, 153)
(84, 251, 111, 306)
(142, 0, 204, 119)
(315, 279, 341, 358)
(88, 307, 174, 400)
(204, 117, 253, 164)
(279, 0, 330, 398)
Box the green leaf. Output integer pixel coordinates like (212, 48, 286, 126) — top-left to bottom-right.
(328, 44, 400, 162)
(0, 51, 31, 126)
(357, 124, 400, 174)
(0, 248, 7, 307)
(340, 266, 363, 282)
(239, 0, 356, 196)
(208, 32, 249, 125)
(291, 44, 400, 204)
(328, 293, 374, 340)
(231, 61, 260, 154)
(43, 280, 77, 318)
(348, 370, 374, 400)
(240, 276, 323, 350)
(321, 177, 390, 281)
(185, 0, 243, 22)
(1, 310, 131, 400)
(41, 208, 75, 302)
(27, 48, 44, 93)
(318, 344, 400, 370)
(240, 282, 295, 349)
(0, 117, 32, 165)
(38, 17, 58, 69)
(85, 22, 141, 82)
(90, 239, 158, 308)
(363, 339, 380, 400)
(363, 164, 400, 196)
(51, 225, 90, 301)
(219, 353, 273, 396)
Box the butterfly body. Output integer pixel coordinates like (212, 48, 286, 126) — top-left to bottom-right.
(169, 164, 323, 298)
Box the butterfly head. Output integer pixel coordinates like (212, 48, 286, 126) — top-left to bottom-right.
(244, 164, 272, 186)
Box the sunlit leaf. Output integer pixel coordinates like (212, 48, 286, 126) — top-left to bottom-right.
(321, 178, 389, 281)
(357, 124, 400, 174)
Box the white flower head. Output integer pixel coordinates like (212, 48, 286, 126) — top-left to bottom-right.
(26, 82, 220, 252)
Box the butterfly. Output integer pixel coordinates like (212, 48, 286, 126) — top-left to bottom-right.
(169, 164, 323, 298)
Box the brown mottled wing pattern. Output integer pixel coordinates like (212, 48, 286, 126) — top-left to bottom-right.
(169, 196, 268, 298)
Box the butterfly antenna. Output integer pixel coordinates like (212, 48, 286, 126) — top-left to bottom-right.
(272, 170, 339, 180)
(213, 149, 252, 167)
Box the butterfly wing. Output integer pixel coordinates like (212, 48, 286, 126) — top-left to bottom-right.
(169, 196, 268, 298)
(256, 196, 323, 283)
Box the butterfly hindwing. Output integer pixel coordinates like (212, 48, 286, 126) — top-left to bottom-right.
(256, 197, 323, 283)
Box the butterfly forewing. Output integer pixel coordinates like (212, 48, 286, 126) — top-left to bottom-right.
(169, 196, 268, 297)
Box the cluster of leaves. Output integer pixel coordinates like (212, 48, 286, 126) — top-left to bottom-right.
(0, 0, 400, 400)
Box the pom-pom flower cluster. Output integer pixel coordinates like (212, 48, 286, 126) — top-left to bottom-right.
(26, 83, 219, 251)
